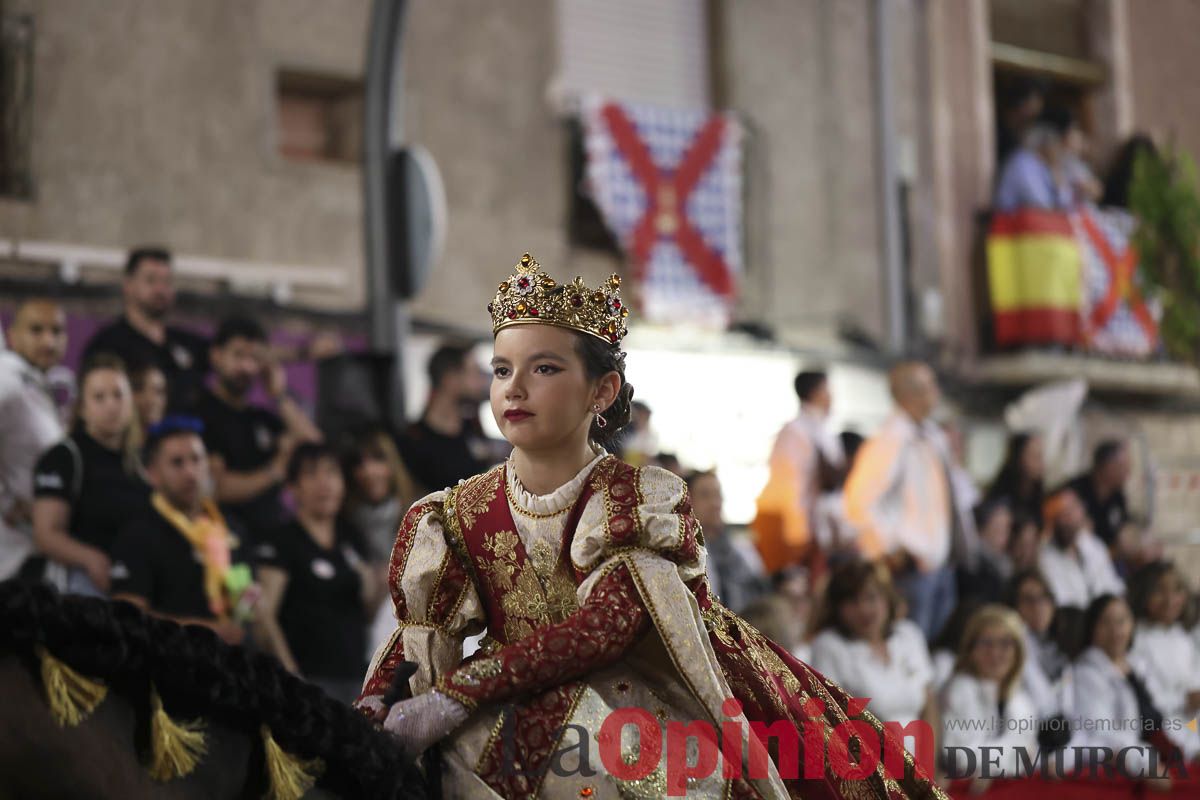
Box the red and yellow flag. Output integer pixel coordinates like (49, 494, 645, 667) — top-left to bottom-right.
(987, 209, 1084, 347)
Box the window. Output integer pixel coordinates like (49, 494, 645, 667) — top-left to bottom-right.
(275, 69, 364, 165)
(0, 13, 33, 198)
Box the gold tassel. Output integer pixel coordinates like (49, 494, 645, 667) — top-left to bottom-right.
(260, 725, 324, 800)
(148, 685, 207, 781)
(37, 645, 107, 727)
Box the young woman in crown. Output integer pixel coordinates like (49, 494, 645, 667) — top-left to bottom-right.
(356, 254, 942, 800)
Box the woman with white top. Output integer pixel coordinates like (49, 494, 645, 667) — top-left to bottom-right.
(1007, 569, 1070, 722)
(939, 605, 1038, 786)
(1071, 594, 1183, 789)
(1128, 561, 1200, 762)
(810, 560, 937, 739)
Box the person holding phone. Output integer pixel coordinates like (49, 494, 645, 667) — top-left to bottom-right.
(191, 315, 321, 547)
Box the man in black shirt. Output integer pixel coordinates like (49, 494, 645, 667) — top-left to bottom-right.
(192, 315, 322, 542)
(110, 418, 244, 644)
(1068, 439, 1162, 573)
(396, 342, 499, 493)
(82, 247, 209, 412)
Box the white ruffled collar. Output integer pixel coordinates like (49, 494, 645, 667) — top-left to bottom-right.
(506, 448, 607, 516)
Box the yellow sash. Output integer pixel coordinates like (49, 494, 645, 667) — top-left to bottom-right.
(150, 493, 234, 618)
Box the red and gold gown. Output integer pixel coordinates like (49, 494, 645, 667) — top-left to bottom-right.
(359, 453, 944, 799)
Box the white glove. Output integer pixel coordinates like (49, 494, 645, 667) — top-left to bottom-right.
(383, 689, 471, 757)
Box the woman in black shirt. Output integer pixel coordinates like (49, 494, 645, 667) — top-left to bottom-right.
(32, 354, 150, 595)
(253, 443, 383, 704)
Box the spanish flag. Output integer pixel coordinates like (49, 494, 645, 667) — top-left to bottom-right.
(987, 209, 1084, 347)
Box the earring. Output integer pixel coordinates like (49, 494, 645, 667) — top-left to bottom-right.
(593, 403, 608, 429)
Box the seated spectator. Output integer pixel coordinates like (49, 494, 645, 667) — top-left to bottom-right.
(1069, 439, 1161, 573)
(82, 247, 209, 412)
(396, 342, 492, 495)
(193, 315, 322, 542)
(1007, 510, 1041, 573)
(956, 498, 1013, 608)
(686, 469, 769, 615)
(341, 425, 419, 659)
(940, 605, 1038, 781)
(253, 444, 382, 704)
(110, 417, 247, 645)
(128, 361, 168, 435)
(983, 432, 1045, 526)
(653, 452, 685, 477)
(1071, 594, 1198, 784)
(0, 299, 67, 580)
(617, 400, 658, 467)
(1038, 486, 1124, 611)
(993, 105, 1079, 212)
(32, 355, 150, 595)
(772, 565, 815, 662)
(1128, 562, 1200, 755)
(1006, 570, 1070, 724)
(740, 592, 808, 662)
(810, 560, 936, 740)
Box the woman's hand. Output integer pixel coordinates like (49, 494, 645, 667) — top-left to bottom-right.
(383, 690, 470, 758)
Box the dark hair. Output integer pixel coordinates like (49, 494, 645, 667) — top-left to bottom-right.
(684, 469, 716, 491)
(1092, 438, 1126, 471)
(1005, 568, 1055, 609)
(984, 432, 1044, 519)
(0, 581, 421, 798)
(124, 246, 172, 276)
(1001, 76, 1046, 110)
(427, 342, 474, 389)
(286, 442, 340, 485)
(1102, 134, 1158, 208)
(1126, 560, 1185, 622)
(213, 314, 267, 348)
(817, 559, 898, 640)
(1081, 593, 1132, 655)
(793, 370, 828, 403)
(573, 332, 634, 451)
(143, 415, 205, 465)
(972, 495, 1011, 531)
(126, 360, 165, 392)
(1037, 105, 1076, 137)
(839, 430, 865, 466)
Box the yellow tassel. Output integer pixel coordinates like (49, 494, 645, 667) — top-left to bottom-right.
(37, 645, 107, 727)
(260, 725, 324, 800)
(148, 685, 207, 781)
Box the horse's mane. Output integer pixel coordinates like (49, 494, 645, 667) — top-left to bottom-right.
(0, 580, 424, 799)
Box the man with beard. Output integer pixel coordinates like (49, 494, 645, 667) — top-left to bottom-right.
(1038, 486, 1125, 611)
(82, 247, 209, 411)
(110, 417, 246, 644)
(0, 299, 67, 579)
(396, 342, 496, 494)
(192, 315, 321, 542)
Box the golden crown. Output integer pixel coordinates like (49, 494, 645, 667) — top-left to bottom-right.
(488, 253, 629, 343)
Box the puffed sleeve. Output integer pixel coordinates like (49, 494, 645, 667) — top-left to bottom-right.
(356, 493, 485, 710)
(435, 465, 701, 711)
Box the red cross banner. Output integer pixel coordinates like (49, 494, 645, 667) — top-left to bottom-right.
(582, 97, 743, 327)
(1076, 207, 1161, 357)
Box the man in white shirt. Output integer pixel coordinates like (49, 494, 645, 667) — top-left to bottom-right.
(1038, 486, 1124, 610)
(0, 299, 68, 579)
(753, 370, 846, 574)
(844, 362, 969, 639)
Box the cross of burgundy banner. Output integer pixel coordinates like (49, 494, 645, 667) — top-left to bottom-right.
(581, 97, 743, 327)
(1075, 207, 1161, 357)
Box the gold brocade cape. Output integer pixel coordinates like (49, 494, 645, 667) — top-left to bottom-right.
(360, 457, 944, 800)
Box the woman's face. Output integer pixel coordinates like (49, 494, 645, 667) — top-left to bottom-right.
(490, 326, 606, 455)
(689, 474, 724, 534)
(81, 368, 133, 441)
(133, 368, 168, 428)
(353, 451, 394, 505)
(980, 506, 1013, 554)
(1020, 436, 1045, 481)
(293, 457, 345, 519)
(1093, 598, 1134, 657)
(1145, 571, 1189, 626)
(970, 623, 1018, 682)
(1009, 521, 1040, 570)
(1015, 577, 1055, 635)
(839, 580, 889, 641)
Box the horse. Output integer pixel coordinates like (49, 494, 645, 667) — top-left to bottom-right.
(0, 580, 430, 799)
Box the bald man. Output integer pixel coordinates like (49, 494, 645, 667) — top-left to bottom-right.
(844, 361, 972, 639)
(0, 300, 68, 579)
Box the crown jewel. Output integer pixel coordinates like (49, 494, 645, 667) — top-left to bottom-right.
(488, 253, 629, 343)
